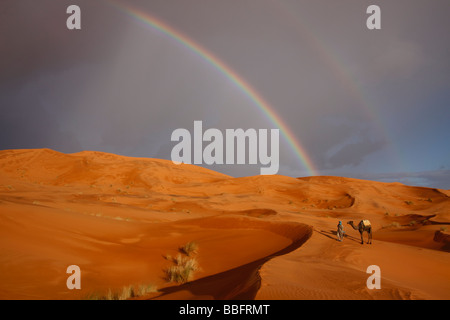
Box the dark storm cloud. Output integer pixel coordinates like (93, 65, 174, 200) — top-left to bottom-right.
(0, 0, 127, 86)
(0, 0, 130, 152)
(0, 84, 81, 152)
(0, 0, 449, 188)
(325, 136, 386, 170)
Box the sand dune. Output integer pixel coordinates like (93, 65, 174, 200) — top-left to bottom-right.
(0, 149, 449, 299)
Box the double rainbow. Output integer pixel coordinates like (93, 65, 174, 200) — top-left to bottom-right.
(109, 2, 318, 176)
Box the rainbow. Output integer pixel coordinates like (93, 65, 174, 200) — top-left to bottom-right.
(108, 1, 318, 176)
(270, 0, 403, 171)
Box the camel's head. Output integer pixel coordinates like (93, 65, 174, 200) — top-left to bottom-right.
(347, 221, 353, 225)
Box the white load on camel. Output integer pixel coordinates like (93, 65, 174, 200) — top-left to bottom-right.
(361, 220, 371, 228)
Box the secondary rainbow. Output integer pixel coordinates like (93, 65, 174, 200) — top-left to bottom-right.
(270, 0, 403, 171)
(110, 2, 318, 176)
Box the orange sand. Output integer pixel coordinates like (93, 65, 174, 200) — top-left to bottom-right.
(0, 149, 448, 300)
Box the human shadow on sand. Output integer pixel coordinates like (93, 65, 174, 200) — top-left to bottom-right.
(315, 229, 361, 243)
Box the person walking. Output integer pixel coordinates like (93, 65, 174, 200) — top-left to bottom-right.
(337, 221, 344, 242)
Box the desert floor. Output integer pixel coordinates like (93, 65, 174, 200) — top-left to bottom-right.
(0, 149, 449, 299)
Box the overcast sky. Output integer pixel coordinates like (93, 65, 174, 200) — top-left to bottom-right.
(1, 0, 449, 189)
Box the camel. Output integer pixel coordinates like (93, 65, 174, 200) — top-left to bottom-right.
(347, 220, 372, 244)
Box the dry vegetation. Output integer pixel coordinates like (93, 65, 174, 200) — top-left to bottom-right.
(85, 283, 157, 300)
(179, 241, 199, 256)
(165, 242, 200, 284)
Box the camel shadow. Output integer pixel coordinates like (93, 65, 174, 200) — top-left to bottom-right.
(315, 229, 361, 243)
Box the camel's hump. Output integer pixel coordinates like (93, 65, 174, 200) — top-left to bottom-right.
(362, 220, 371, 227)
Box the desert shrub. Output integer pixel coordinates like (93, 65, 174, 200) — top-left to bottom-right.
(167, 265, 186, 283)
(382, 222, 401, 229)
(119, 285, 135, 300)
(137, 284, 157, 296)
(174, 253, 186, 266)
(166, 257, 199, 284)
(85, 283, 157, 300)
(106, 289, 119, 300)
(180, 241, 198, 257)
(84, 292, 103, 300)
(164, 254, 172, 261)
(165, 242, 200, 284)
